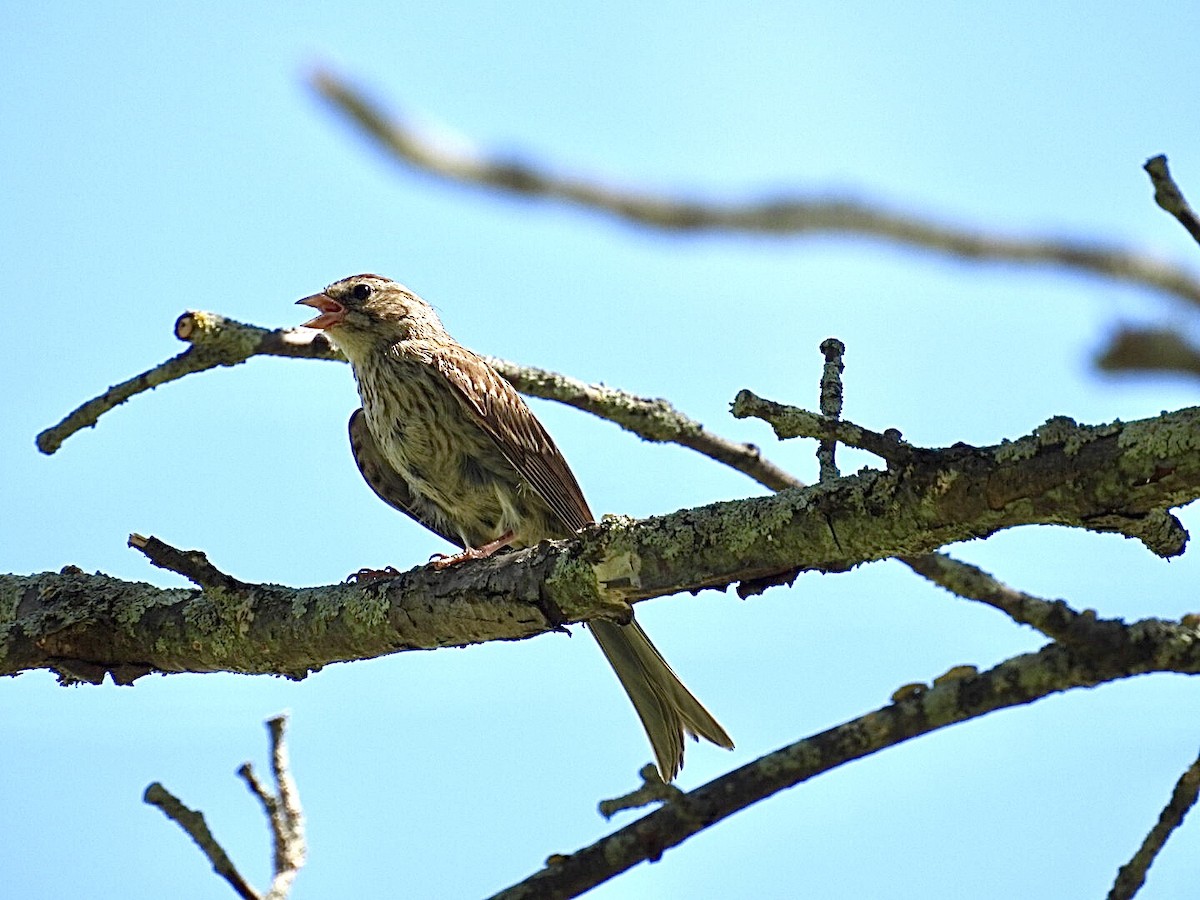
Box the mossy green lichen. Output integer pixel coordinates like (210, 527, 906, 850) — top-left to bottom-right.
(180, 587, 256, 661)
(340, 588, 391, 631)
(1118, 408, 1200, 462)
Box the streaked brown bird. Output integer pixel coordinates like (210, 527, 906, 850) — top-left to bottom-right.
(297, 273, 733, 780)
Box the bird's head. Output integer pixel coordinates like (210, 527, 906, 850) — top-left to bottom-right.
(296, 274, 445, 357)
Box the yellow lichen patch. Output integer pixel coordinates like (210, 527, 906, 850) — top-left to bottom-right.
(933, 468, 960, 496)
(891, 682, 927, 702)
(933, 664, 978, 686)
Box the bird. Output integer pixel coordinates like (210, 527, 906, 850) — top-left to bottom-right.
(297, 273, 733, 780)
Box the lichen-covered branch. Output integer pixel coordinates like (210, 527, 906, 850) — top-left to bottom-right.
(1108, 747, 1200, 900)
(6, 405, 1199, 681)
(34, 313, 343, 455)
(308, 70, 1200, 309)
(815, 338, 846, 481)
(488, 356, 801, 490)
(596, 765, 682, 819)
(36, 311, 800, 494)
(731, 388, 914, 465)
(491, 620, 1200, 899)
(130, 532, 250, 593)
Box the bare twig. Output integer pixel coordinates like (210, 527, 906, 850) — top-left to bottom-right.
(240, 716, 306, 900)
(145, 716, 305, 900)
(1144, 155, 1200, 247)
(129, 532, 249, 592)
(597, 765, 683, 819)
(1109, 748, 1200, 900)
(309, 69, 1200, 309)
(491, 623, 1197, 899)
(144, 783, 261, 900)
(488, 356, 802, 491)
(901, 551, 1082, 641)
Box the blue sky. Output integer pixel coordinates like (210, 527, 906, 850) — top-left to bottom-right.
(4, 2, 1200, 898)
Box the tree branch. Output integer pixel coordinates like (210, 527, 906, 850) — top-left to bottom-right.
(6, 405, 1198, 680)
(900, 551, 1083, 642)
(145, 715, 305, 900)
(307, 69, 1200, 309)
(34, 313, 341, 455)
(130, 532, 250, 592)
(1108, 747, 1200, 900)
(1144, 155, 1200, 247)
(144, 783, 261, 900)
(491, 620, 1200, 899)
(731, 388, 914, 466)
(488, 356, 802, 491)
(240, 716, 306, 900)
(36, 312, 799, 492)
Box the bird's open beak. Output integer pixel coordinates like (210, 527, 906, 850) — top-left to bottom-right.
(296, 293, 345, 330)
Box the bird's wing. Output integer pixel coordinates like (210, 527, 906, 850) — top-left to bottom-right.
(429, 344, 595, 533)
(348, 407, 465, 549)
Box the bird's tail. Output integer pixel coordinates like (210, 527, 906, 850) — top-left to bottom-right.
(589, 618, 734, 781)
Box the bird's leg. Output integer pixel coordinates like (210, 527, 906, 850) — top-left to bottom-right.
(429, 530, 516, 569)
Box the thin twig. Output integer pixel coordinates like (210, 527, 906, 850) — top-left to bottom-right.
(129, 532, 249, 592)
(37, 311, 801, 493)
(238, 763, 277, 820)
(309, 69, 1200, 309)
(490, 623, 1188, 899)
(816, 338, 845, 481)
(597, 765, 683, 819)
(1109, 748, 1200, 900)
(145, 716, 305, 900)
(35, 313, 341, 455)
(901, 552, 1082, 642)
(237, 720, 306, 900)
(264, 715, 306, 898)
(144, 782, 261, 900)
(488, 356, 802, 491)
(731, 388, 914, 465)
(1144, 155, 1200, 247)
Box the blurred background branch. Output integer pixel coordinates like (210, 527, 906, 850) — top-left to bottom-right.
(311, 70, 1200, 313)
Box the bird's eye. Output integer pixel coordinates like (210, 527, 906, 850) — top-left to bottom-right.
(351, 283, 373, 301)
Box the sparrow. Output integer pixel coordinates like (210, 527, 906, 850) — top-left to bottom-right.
(297, 273, 732, 780)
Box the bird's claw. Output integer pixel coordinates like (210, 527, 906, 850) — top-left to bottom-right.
(346, 565, 403, 584)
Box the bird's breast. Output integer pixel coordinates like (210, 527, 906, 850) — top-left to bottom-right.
(353, 355, 551, 547)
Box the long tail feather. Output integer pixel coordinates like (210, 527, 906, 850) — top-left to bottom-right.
(589, 618, 733, 781)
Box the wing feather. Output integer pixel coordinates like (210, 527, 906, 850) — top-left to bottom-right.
(429, 345, 595, 534)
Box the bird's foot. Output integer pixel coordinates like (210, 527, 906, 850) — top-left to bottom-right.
(346, 565, 403, 584)
(428, 548, 487, 569)
(429, 531, 516, 569)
